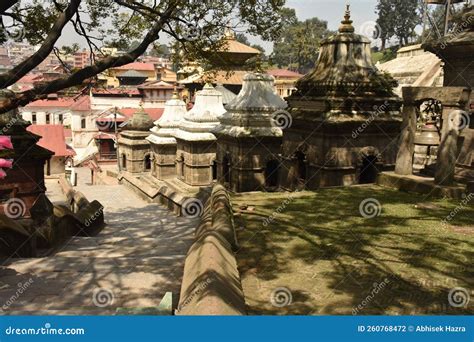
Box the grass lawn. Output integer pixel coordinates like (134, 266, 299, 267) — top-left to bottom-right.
(232, 185, 474, 315)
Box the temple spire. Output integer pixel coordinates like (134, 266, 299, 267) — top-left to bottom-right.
(339, 4, 355, 33)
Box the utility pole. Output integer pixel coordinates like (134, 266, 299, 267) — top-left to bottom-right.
(114, 107, 121, 172)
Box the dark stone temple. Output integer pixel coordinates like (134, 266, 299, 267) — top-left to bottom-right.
(214, 73, 287, 192)
(118, 105, 154, 174)
(0, 90, 53, 218)
(280, 6, 402, 190)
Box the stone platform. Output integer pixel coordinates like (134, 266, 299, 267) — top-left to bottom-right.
(118, 172, 211, 216)
(377, 171, 468, 199)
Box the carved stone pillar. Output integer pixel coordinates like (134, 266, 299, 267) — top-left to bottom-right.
(395, 89, 417, 175)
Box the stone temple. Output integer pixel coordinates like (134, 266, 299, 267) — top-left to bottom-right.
(118, 105, 154, 174)
(213, 73, 287, 192)
(279, 6, 402, 190)
(174, 84, 226, 186)
(147, 89, 187, 180)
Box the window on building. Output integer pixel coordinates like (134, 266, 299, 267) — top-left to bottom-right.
(144, 155, 151, 170)
(81, 118, 86, 129)
(212, 160, 217, 181)
(265, 160, 280, 188)
(58, 114, 63, 124)
(46, 113, 50, 124)
(122, 154, 127, 170)
(31, 113, 37, 124)
(359, 155, 379, 184)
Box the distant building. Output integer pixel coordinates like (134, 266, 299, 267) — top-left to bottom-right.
(0, 46, 12, 73)
(103, 62, 157, 87)
(21, 95, 73, 125)
(138, 80, 183, 107)
(27, 124, 75, 175)
(178, 28, 261, 96)
(377, 44, 443, 96)
(267, 69, 303, 99)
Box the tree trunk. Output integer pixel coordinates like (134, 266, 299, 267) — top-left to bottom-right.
(381, 38, 386, 50)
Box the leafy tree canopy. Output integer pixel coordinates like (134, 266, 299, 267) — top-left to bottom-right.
(271, 11, 332, 74)
(0, 0, 287, 113)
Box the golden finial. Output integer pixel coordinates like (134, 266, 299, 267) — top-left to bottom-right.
(339, 4, 355, 33)
(172, 85, 179, 99)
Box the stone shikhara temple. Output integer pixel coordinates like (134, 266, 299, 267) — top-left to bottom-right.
(118, 105, 154, 174)
(174, 84, 226, 186)
(147, 89, 187, 181)
(280, 6, 402, 190)
(119, 6, 472, 210)
(213, 73, 287, 192)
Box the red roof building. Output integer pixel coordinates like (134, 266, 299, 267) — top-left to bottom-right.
(27, 125, 75, 157)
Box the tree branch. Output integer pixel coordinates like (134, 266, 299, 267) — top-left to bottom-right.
(0, 0, 19, 16)
(0, 0, 82, 89)
(0, 3, 177, 114)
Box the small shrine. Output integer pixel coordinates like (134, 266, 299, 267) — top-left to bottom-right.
(118, 104, 154, 174)
(174, 84, 226, 186)
(147, 89, 187, 180)
(280, 6, 402, 190)
(213, 73, 288, 192)
(0, 90, 53, 218)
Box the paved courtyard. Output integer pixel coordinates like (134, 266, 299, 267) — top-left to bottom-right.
(0, 168, 198, 314)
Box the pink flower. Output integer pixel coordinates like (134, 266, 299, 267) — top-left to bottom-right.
(0, 159, 13, 168)
(0, 136, 13, 150)
(0, 168, 6, 179)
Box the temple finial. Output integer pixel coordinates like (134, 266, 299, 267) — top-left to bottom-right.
(339, 4, 355, 33)
(172, 85, 179, 99)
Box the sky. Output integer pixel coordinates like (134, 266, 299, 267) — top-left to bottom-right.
(56, 0, 380, 54)
(251, 0, 379, 52)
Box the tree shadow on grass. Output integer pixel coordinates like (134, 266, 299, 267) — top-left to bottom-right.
(233, 186, 474, 315)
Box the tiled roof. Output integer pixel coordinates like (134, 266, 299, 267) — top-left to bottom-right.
(138, 80, 177, 89)
(118, 108, 164, 121)
(25, 98, 75, 108)
(117, 69, 149, 78)
(70, 96, 90, 111)
(221, 39, 261, 54)
(92, 87, 141, 96)
(113, 62, 155, 71)
(179, 70, 248, 85)
(267, 69, 303, 78)
(27, 124, 76, 157)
